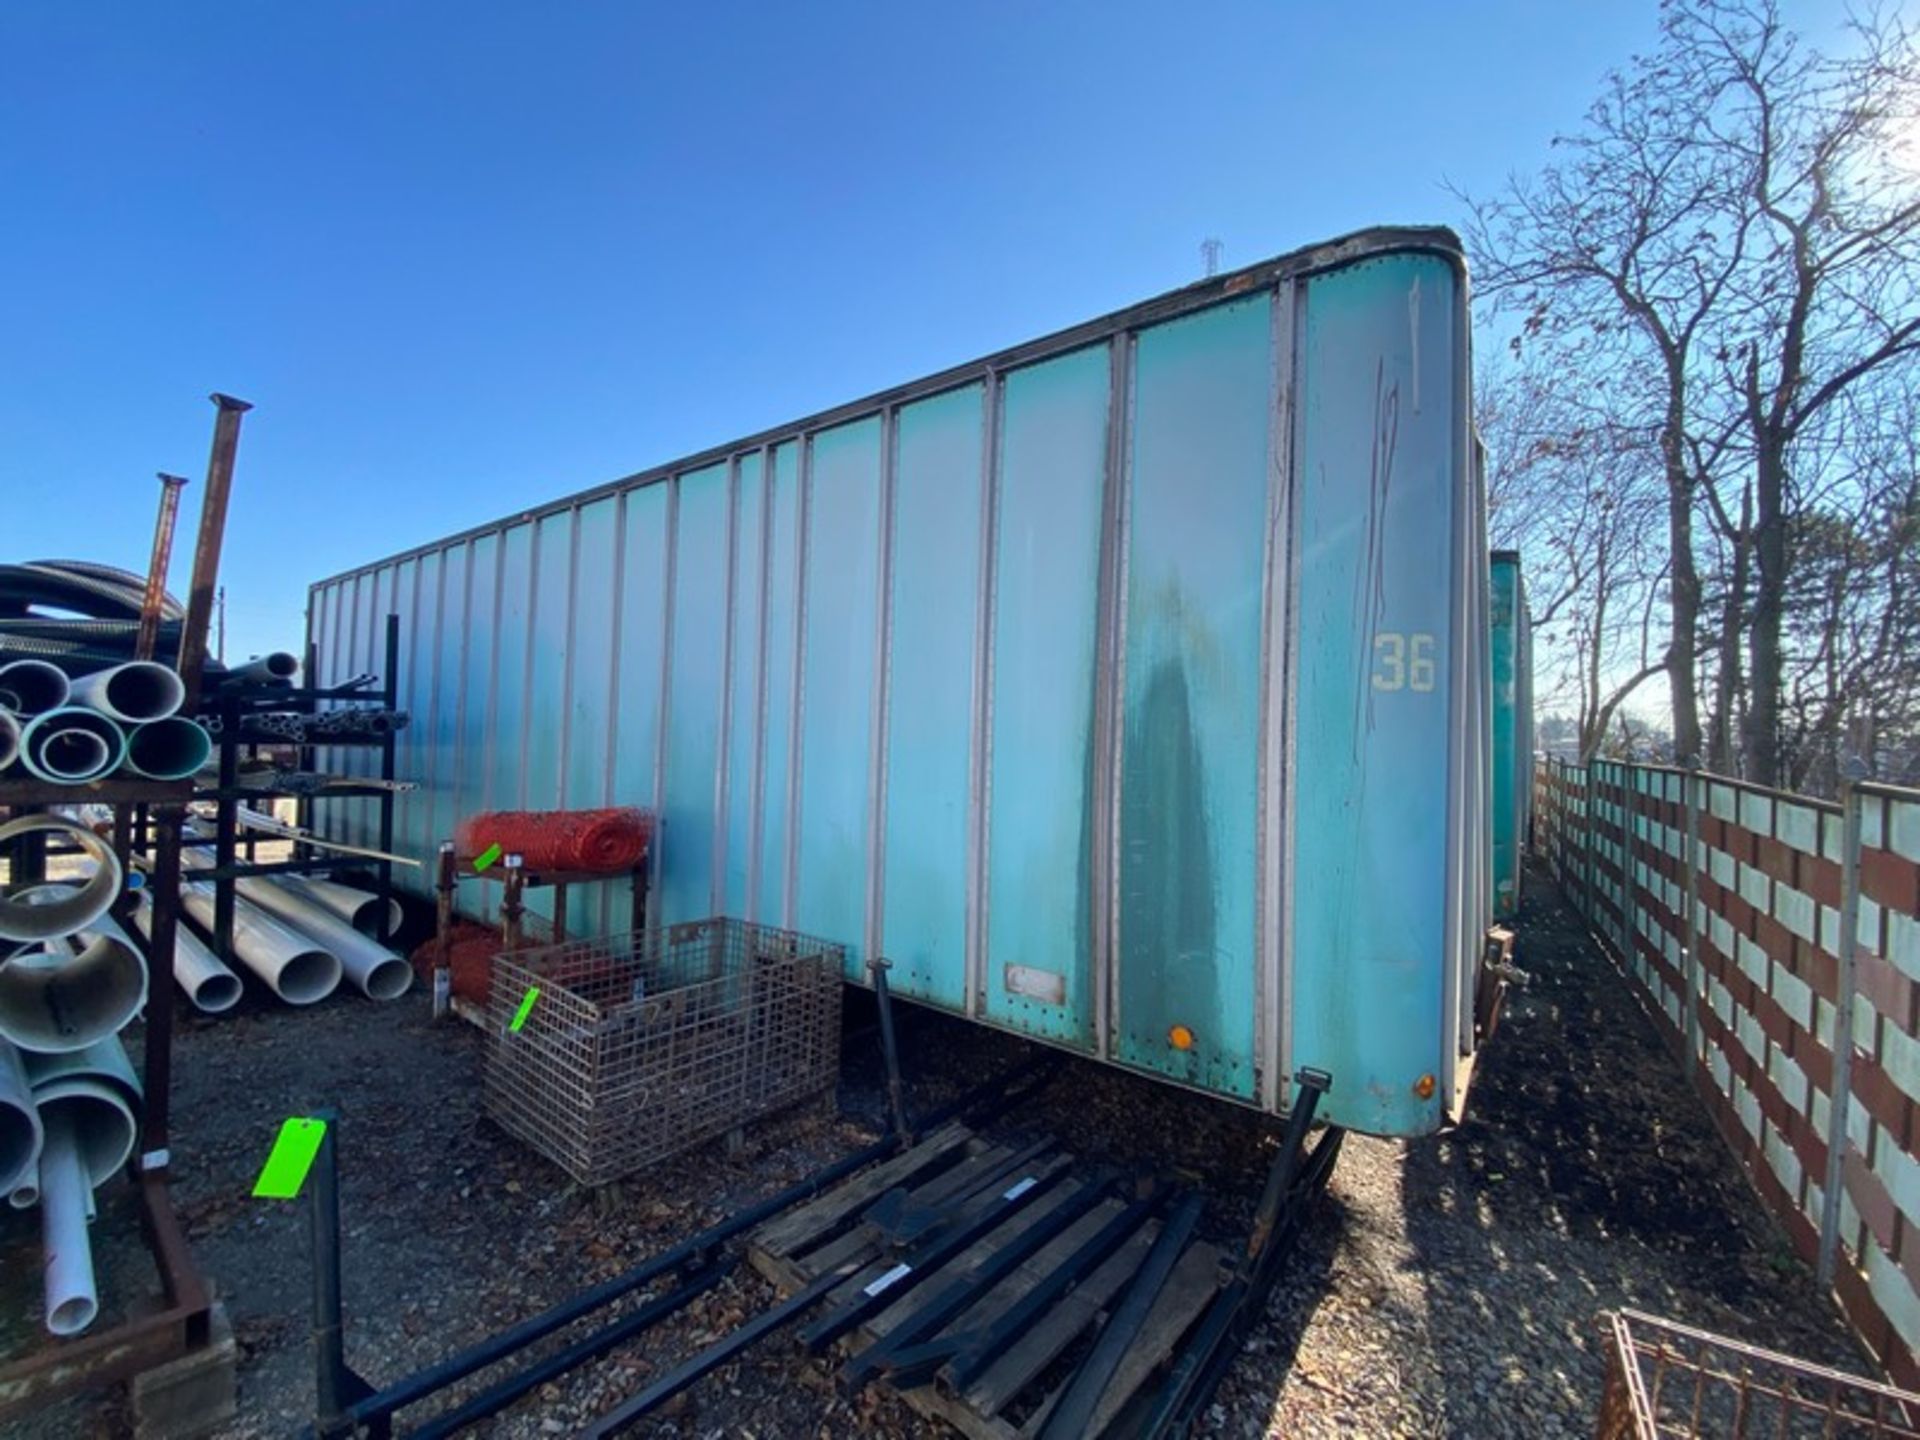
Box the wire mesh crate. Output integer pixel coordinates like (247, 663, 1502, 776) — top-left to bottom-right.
(483, 918, 844, 1184)
(1597, 1309, 1920, 1438)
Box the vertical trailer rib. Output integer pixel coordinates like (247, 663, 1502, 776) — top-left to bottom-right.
(1090, 333, 1133, 1065)
(864, 408, 899, 964)
(744, 453, 773, 923)
(964, 372, 1002, 1019)
(714, 460, 740, 916)
(1259, 279, 1300, 1112)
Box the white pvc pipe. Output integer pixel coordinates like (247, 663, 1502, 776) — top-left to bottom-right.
(275, 872, 403, 939)
(17, 708, 127, 784)
(0, 660, 71, 716)
(124, 716, 212, 781)
(131, 892, 242, 1014)
(0, 709, 18, 771)
(0, 900, 148, 1054)
(0, 1039, 43, 1196)
(26, 1040, 140, 1187)
(30, 725, 108, 781)
(0, 817, 123, 942)
(68, 661, 185, 723)
(38, 1111, 97, 1335)
(235, 876, 412, 1000)
(225, 653, 299, 686)
(10, 1160, 38, 1209)
(24, 1032, 141, 1105)
(181, 883, 341, 1005)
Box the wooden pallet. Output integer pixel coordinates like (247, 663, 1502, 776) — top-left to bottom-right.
(748, 1123, 1225, 1440)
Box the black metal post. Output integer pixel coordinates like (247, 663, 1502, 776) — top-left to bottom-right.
(375, 613, 398, 945)
(868, 956, 913, 1146)
(946, 1188, 1161, 1391)
(1036, 1191, 1205, 1440)
(585, 1263, 857, 1438)
(1137, 1070, 1339, 1440)
(1242, 1068, 1331, 1271)
(140, 806, 186, 1166)
(843, 1179, 1111, 1392)
(802, 1164, 1063, 1353)
(310, 1111, 350, 1436)
(329, 1049, 1047, 1434)
(432, 842, 456, 1019)
(298, 640, 320, 836)
(338, 1135, 894, 1431)
(407, 1262, 729, 1440)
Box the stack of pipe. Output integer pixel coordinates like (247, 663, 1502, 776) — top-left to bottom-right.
(0, 560, 211, 783)
(0, 815, 146, 1335)
(175, 844, 411, 1005)
(223, 706, 408, 743)
(0, 560, 183, 671)
(0, 653, 210, 785)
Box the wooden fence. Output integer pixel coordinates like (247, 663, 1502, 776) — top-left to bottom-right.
(1533, 757, 1920, 1386)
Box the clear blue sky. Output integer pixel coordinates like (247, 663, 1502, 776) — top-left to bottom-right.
(0, 2, 1826, 662)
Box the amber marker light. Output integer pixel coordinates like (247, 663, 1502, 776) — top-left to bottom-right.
(1168, 1025, 1195, 1051)
(1414, 1073, 1437, 1100)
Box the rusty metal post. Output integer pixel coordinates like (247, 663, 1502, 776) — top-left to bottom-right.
(135, 474, 190, 661)
(175, 394, 252, 713)
(1818, 756, 1871, 1289)
(432, 842, 456, 1019)
(501, 856, 525, 953)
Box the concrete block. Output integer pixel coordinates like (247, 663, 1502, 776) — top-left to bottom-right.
(131, 1300, 236, 1440)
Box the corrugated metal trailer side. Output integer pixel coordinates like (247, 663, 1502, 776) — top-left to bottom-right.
(308, 226, 1492, 1138)
(1489, 551, 1533, 921)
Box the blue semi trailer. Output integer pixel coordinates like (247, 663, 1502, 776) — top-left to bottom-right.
(307, 227, 1507, 1138)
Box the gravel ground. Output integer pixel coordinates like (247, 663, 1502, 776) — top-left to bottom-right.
(0, 860, 1874, 1437)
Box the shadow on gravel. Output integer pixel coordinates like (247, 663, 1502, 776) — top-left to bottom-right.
(1400, 858, 1867, 1435)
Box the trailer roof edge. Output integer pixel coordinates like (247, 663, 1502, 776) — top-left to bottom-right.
(309, 224, 1467, 596)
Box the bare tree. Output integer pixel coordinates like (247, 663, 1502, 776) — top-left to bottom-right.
(1464, 0, 1920, 787)
(1685, 2, 1920, 784)
(1778, 394, 1920, 789)
(1460, 10, 1753, 764)
(1481, 354, 1668, 759)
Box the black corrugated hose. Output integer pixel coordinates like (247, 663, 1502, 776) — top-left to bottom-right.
(0, 560, 187, 673)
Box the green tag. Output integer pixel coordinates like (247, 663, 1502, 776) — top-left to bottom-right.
(253, 1117, 327, 1199)
(472, 842, 503, 872)
(510, 985, 541, 1033)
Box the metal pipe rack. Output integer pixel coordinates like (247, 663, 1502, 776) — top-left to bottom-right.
(189, 614, 404, 966)
(0, 391, 246, 1420)
(0, 778, 213, 1421)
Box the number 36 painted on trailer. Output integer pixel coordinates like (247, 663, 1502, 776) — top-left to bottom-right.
(1372, 632, 1437, 692)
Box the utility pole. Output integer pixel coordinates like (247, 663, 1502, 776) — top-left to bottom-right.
(1201, 238, 1224, 278)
